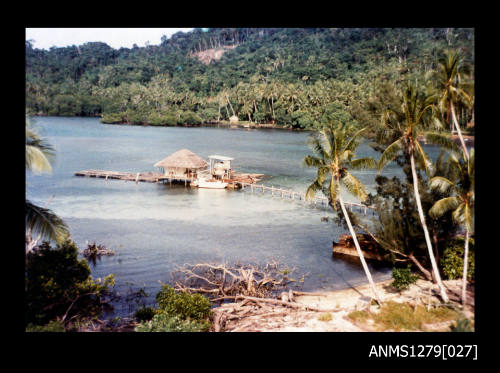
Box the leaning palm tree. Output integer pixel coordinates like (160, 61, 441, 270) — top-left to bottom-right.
(304, 122, 381, 304)
(377, 83, 454, 303)
(435, 49, 473, 159)
(26, 115, 69, 251)
(429, 148, 474, 305)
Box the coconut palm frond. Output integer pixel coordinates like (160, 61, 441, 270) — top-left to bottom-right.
(429, 176, 455, 194)
(452, 203, 466, 225)
(306, 135, 328, 160)
(344, 127, 368, 153)
(305, 180, 322, 201)
(425, 132, 460, 153)
(26, 144, 53, 173)
(303, 155, 325, 168)
(430, 116, 445, 131)
(414, 140, 433, 175)
(329, 176, 339, 209)
(467, 148, 475, 180)
(464, 204, 473, 233)
(316, 166, 330, 186)
(378, 138, 404, 172)
(26, 124, 55, 173)
(26, 200, 69, 244)
(429, 196, 460, 219)
(350, 157, 377, 170)
(341, 171, 367, 201)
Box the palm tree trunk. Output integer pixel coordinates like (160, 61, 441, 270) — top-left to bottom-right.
(462, 228, 470, 305)
(338, 191, 382, 304)
(409, 153, 449, 303)
(450, 103, 469, 160)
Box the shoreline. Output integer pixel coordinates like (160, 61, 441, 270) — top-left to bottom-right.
(215, 278, 474, 332)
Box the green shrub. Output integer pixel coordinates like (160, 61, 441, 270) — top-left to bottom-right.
(135, 313, 209, 332)
(179, 111, 202, 125)
(26, 320, 66, 332)
(25, 239, 115, 326)
(441, 238, 475, 280)
(134, 306, 156, 322)
(392, 265, 419, 291)
(155, 285, 212, 321)
(450, 317, 474, 332)
(100, 112, 124, 124)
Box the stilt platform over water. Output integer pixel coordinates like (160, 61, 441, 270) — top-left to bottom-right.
(74, 170, 373, 214)
(74, 169, 263, 187)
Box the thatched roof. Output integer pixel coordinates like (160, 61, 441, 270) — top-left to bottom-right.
(154, 149, 208, 169)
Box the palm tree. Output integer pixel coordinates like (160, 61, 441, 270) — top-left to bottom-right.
(377, 83, 452, 303)
(26, 115, 69, 251)
(436, 49, 473, 159)
(429, 148, 474, 305)
(304, 122, 382, 304)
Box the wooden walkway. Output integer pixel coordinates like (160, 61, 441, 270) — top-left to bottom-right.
(239, 182, 375, 215)
(74, 170, 195, 184)
(74, 170, 374, 215)
(74, 169, 258, 187)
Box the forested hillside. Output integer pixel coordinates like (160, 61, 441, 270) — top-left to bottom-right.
(25, 27, 474, 130)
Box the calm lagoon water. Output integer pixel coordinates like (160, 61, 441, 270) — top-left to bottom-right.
(26, 117, 445, 317)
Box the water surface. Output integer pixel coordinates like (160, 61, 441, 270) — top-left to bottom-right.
(27, 117, 443, 316)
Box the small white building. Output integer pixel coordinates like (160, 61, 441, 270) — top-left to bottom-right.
(208, 155, 234, 180)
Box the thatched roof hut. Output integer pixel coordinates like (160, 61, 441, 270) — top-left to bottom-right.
(155, 149, 208, 169)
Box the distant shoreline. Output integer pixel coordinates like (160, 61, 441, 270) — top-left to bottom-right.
(102, 120, 308, 132)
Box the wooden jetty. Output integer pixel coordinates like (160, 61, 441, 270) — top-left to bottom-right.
(74, 169, 373, 214)
(239, 182, 375, 215)
(74, 169, 263, 187)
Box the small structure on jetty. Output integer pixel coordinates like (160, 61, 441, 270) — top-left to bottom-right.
(154, 149, 208, 180)
(209, 155, 234, 180)
(75, 148, 263, 188)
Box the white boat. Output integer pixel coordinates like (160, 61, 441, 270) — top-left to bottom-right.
(192, 177, 227, 189)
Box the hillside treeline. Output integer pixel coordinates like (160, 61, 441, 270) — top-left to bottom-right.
(25, 28, 474, 130)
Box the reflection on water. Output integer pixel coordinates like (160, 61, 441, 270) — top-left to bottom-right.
(26, 117, 448, 316)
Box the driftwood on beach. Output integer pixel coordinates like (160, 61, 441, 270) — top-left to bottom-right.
(169, 261, 343, 331)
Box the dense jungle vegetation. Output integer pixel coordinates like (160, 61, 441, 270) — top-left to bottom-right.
(25, 28, 475, 331)
(25, 27, 474, 130)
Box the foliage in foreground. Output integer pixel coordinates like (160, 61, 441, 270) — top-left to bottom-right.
(25, 320, 66, 332)
(135, 313, 209, 332)
(25, 239, 115, 328)
(440, 237, 475, 281)
(348, 301, 459, 331)
(135, 285, 212, 332)
(450, 317, 474, 332)
(391, 265, 419, 291)
(134, 306, 156, 322)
